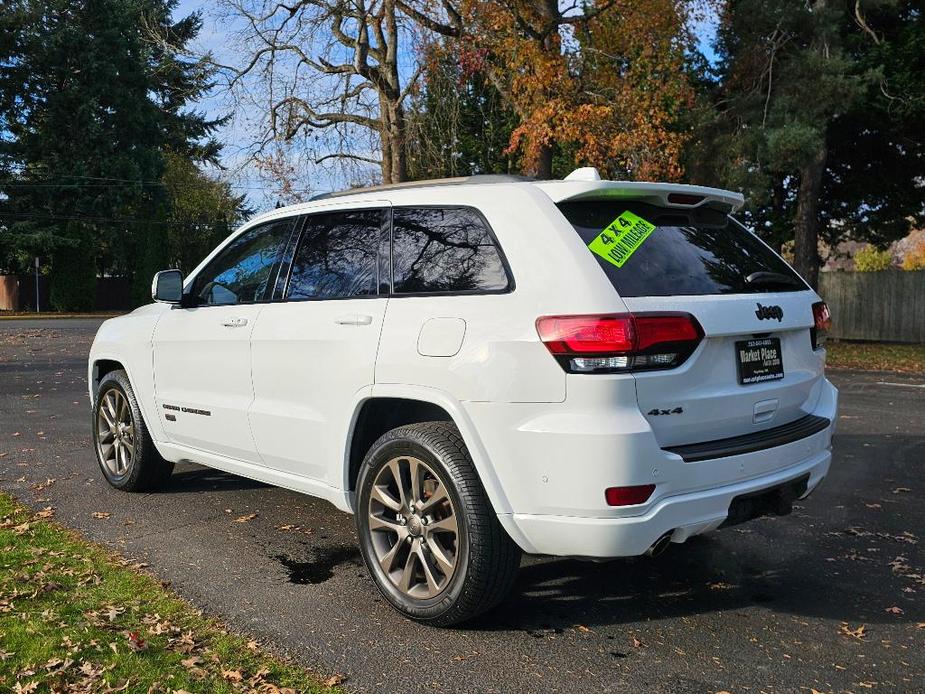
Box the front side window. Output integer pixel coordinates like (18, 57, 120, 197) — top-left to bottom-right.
(392, 207, 510, 294)
(191, 218, 293, 306)
(286, 209, 384, 300)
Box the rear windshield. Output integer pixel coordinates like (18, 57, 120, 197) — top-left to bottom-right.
(557, 201, 807, 297)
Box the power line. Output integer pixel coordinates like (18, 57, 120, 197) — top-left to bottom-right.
(0, 211, 235, 226)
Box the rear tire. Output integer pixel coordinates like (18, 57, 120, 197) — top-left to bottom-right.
(356, 421, 521, 626)
(92, 369, 173, 492)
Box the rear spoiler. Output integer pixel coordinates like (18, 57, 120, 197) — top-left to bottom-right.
(533, 180, 745, 213)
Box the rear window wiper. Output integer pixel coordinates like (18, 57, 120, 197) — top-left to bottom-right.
(745, 271, 804, 289)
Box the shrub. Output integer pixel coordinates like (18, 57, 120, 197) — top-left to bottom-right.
(853, 245, 893, 272)
(901, 239, 925, 271)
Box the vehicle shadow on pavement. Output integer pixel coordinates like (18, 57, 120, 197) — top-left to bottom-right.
(163, 466, 269, 494)
(473, 530, 923, 631)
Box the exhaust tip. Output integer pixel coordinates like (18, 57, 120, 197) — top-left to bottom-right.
(645, 532, 673, 558)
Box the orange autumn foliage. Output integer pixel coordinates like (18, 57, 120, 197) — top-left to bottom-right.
(443, 0, 695, 180)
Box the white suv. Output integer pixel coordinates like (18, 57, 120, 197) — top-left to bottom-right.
(88, 169, 838, 625)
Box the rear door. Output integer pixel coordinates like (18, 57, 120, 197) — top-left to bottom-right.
(558, 200, 825, 447)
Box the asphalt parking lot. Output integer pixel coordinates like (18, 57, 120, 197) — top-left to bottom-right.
(1, 318, 923, 693)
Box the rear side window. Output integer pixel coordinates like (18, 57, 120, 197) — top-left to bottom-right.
(287, 209, 384, 300)
(558, 201, 807, 297)
(392, 207, 510, 294)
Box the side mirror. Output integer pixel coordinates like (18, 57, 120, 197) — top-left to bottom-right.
(151, 269, 183, 303)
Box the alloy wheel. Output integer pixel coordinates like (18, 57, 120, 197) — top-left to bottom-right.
(367, 455, 460, 599)
(96, 387, 135, 476)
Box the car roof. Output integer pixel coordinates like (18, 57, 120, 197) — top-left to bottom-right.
(244, 170, 745, 229)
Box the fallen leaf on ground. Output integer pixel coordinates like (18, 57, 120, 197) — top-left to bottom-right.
(221, 669, 243, 682)
(91, 512, 111, 519)
(839, 623, 867, 639)
(892, 487, 911, 494)
(324, 674, 346, 686)
(233, 513, 258, 523)
(708, 581, 735, 590)
(126, 631, 147, 652)
(885, 606, 904, 615)
(34, 507, 54, 519)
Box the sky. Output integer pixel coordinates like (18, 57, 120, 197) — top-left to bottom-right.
(173, 1, 721, 213)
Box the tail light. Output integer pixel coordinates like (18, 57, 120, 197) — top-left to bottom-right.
(811, 301, 831, 350)
(536, 313, 703, 373)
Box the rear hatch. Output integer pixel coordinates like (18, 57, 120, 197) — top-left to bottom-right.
(557, 199, 826, 448)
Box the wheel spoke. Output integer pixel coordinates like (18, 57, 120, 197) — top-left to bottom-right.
(105, 393, 118, 423)
(420, 482, 448, 513)
(426, 536, 455, 575)
(117, 393, 129, 423)
(409, 457, 424, 505)
(370, 484, 402, 513)
(398, 547, 417, 592)
(100, 401, 115, 429)
(428, 513, 458, 535)
(368, 513, 404, 534)
(378, 539, 403, 574)
(387, 459, 409, 511)
(415, 545, 441, 595)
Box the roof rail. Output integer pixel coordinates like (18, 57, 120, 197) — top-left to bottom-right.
(310, 174, 535, 201)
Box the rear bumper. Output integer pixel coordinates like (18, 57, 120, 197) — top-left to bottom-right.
(503, 447, 830, 557)
(474, 377, 838, 557)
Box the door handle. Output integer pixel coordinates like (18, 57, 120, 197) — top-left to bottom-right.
(335, 314, 373, 326)
(221, 317, 248, 328)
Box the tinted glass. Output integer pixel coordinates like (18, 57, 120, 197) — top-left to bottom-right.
(287, 209, 382, 300)
(191, 218, 293, 305)
(558, 201, 807, 297)
(392, 207, 509, 293)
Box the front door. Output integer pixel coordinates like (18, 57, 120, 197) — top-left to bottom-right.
(152, 216, 295, 462)
(249, 205, 389, 483)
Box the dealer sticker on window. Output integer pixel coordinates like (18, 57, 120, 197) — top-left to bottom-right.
(587, 211, 656, 268)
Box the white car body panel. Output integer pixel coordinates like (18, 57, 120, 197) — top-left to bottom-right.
(89, 176, 838, 558)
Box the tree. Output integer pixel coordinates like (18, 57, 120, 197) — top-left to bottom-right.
(690, 0, 923, 287)
(222, 0, 417, 185)
(574, 0, 696, 180)
(161, 151, 249, 274)
(398, 0, 695, 180)
(405, 43, 518, 179)
(0, 0, 222, 309)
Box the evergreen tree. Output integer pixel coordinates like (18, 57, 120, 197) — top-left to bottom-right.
(0, 0, 222, 309)
(406, 46, 518, 180)
(688, 0, 923, 287)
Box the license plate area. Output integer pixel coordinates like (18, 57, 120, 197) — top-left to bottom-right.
(719, 474, 809, 528)
(736, 337, 784, 385)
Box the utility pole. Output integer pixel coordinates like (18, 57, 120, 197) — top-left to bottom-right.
(34, 257, 40, 313)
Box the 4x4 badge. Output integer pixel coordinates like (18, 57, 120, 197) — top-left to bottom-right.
(755, 303, 783, 322)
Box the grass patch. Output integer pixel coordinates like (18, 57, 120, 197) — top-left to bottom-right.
(0, 494, 341, 693)
(826, 341, 925, 374)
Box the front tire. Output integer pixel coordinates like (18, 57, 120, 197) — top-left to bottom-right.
(92, 369, 173, 492)
(356, 421, 521, 626)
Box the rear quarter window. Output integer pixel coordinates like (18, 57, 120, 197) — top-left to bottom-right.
(558, 201, 807, 297)
(391, 207, 511, 294)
